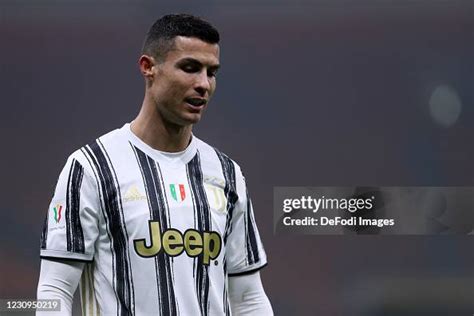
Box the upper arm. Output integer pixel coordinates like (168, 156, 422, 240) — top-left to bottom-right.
(225, 164, 267, 276)
(40, 151, 100, 262)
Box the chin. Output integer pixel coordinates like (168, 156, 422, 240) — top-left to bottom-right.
(187, 117, 202, 125)
(185, 110, 204, 122)
(178, 114, 202, 126)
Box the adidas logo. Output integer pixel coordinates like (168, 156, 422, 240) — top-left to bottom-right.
(124, 185, 146, 202)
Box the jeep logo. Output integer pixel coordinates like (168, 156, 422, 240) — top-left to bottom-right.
(134, 220, 222, 265)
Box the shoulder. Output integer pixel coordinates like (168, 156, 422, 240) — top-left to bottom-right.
(64, 125, 126, 177)
(194, 136, 244, 177)
(89, 125, 127, 151)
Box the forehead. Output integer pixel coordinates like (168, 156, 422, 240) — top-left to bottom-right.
(165, 36, 220, 65)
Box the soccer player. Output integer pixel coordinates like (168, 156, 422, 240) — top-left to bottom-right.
(37, 14, 273, 315)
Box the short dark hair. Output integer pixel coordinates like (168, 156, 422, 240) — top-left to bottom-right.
(142, 14, 220, 61)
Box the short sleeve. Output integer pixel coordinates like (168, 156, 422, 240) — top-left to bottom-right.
(226, 166, 267, 276)
(40, 151, 100, 262)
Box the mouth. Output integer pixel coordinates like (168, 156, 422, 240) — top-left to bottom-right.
(185, 97, 207, 109)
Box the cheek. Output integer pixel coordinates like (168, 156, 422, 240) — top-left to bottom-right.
(209, 80, 217, 95)
(154, 79, 184, 101)
(168, 76, 191, 94)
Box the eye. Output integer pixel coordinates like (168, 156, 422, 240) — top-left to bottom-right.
(207, 70, 217, 78)
(208, 68, 219, 78)
(181, 64, 200, 73)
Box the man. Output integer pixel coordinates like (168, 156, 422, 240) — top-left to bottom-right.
(37, 14, 273, 315)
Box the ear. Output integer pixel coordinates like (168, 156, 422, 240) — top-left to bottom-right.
(139, 55, 155, 79)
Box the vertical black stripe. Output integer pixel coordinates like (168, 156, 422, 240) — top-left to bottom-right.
(214, 150, 238, 244)
(71, 161, 85, 253)
(245, 190, 260, 265)
(81, 146, 118, 315)
(80, 146, 117, 295)
(65, 160, 75, 252)
(214, 149, 238, 315)
(131, 144, 177, 316)
(66, 159, 85, 253)
(40, 209, 49, 249)
(186, 152, 211, 316)
(98, 139, 136, 316)
(85, 141, 134, 316)
(223, 261, 230, 316)
(83, 144, 119, 315)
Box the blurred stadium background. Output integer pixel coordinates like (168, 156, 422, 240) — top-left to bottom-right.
(0, 0, 472, 315)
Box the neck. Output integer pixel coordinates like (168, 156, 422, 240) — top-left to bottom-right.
(131, 96, 193, 152)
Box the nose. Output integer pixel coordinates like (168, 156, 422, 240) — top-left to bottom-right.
(194, 71, 211, 96)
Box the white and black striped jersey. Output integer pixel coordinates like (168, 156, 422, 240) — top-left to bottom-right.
(40, 123, 267, 316)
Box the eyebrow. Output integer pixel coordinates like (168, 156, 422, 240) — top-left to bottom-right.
(178, 57, 220, 71)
